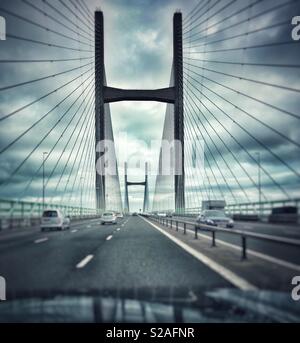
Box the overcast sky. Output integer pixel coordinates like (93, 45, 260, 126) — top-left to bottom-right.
(0, 0, 299, 212)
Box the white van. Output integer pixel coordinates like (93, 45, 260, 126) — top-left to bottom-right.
(41, 210, 70, 232)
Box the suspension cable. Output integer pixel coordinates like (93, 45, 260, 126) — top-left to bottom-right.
(0, 62, 93, 93)
(0, 71, 95, 156)
(0, 65, 94, 122)
(0, 73, 95, 182)
(18, 86, 95, 200)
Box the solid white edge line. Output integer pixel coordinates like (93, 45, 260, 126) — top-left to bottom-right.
(181, 227, 300, 272)
(160, 219, 300, 271)
(76, 255, 94, 269)
(34, 237, 48, 244)
(141, 217, 257, 291)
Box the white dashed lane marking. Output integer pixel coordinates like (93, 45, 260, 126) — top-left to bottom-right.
(34, 238, 49, 244)
(76, 255, 94, 269)
(106, 235, 113, 241)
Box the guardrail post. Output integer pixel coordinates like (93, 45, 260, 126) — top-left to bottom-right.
(170, 219, 173, 229)
(194, 225, 198, 239)
(176, 221, 178, 231)
(211, 231, 216, 247)
(9, 201, 14, 230)
(21, 202, 25, 221)
(242, 236, 247, 260)
(183, 223, 186, 235)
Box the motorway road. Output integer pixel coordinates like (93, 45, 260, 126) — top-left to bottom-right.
(0, 216, 232, 299)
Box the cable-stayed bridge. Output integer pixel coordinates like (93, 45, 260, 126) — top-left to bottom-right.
(0, 0, 299, 315)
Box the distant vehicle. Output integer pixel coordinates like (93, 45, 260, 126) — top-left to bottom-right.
(157, 212, 167, 217)
(269, 206, 298, 224)
(202, 200, 226, 211)
(197, 210, 234, 228)
(41, 210, 70, 232)
(116, 212, 124, 219)
(132, 212, 138, 216)
(166, 211, 173, 218)
(101, 212, 117, 225)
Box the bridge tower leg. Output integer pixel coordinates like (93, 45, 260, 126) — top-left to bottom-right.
(124, 162, 130, 213)
(95, 11, 106, 212)
(173, 12, 185, 214)
(143, 163, 149, 212)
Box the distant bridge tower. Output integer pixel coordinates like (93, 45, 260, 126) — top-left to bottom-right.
(124, 163, 149, 213)
(94, 10, 184, 213)
(124, 162, 129, 213)
(143, 162, 150, 212)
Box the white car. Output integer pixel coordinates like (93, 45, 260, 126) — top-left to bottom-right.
(116, 212, 124, 219)
(41, 210, 70, 232)
(101, 212, 117, 225)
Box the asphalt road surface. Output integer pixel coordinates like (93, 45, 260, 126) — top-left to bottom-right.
(0, 216, 233, 299)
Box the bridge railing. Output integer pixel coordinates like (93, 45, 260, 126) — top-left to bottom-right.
(178, 198, 300, 223)
(147, 215, 300, 261)
(0, 199, 98, 231)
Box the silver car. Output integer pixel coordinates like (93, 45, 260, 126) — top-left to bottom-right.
(196, 210, 234, 228)
(101, 212, 117, 225)
(116, 212, 124, 219)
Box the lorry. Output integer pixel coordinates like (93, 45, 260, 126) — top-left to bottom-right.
(202, 200, 226, 211)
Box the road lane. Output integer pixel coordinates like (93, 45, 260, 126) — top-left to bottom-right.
(63, 216, 232, 298)
(0, 219, 124, 294)
(0, 217, 104, 253)
(142, 216, 256, 291)
(0, 216, 232, 300)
